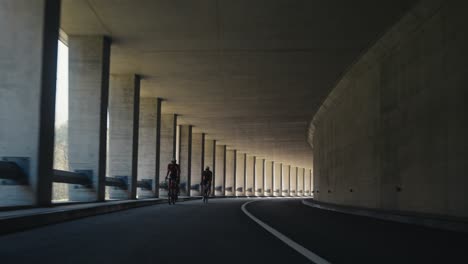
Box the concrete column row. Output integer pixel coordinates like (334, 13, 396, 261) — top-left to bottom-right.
(0, 0, 315, 207)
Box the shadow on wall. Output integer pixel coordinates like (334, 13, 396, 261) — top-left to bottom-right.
(308, 0, 468, 218)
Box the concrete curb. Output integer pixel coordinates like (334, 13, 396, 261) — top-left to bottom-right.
(302, 199, 468, 233)
(0, 197, 199, 235)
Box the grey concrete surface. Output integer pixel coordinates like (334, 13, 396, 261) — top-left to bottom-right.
(0, 0, 57, 206)
(265, 160, 273, 196)
(190, 133, 204, 196)
(245, 155, 255, 196)
(108, 75, 139, 199)
(179, 125, 192, 196)
(255, 158, 265, 196)
(235, 152, 245, 196)
(204, 139, 215, 193)
(309, 0, 468, 217)
(305, 169, 312, 196)
(282, 165, 290, 196)
(214, 145, 226, 196)
(68, 35, 109, 202)
(297, 167, 304, 196)
(159, 113, 176, 193)
(225, 150, 236, 196)
(290, 166, 297, 197)
(274, 163, 282, 197)
(137, 97, 158, 198)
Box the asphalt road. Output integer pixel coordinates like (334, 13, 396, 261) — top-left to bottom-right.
(0, 198, 467, 264)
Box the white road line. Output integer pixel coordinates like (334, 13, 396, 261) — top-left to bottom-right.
(241, 201, 331, 264)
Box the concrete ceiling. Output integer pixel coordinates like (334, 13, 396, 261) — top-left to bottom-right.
(60, 0, 416, 169)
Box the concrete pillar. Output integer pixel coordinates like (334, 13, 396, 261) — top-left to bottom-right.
(265, 161, 273, 196)
(179, 125, 192, 196)
(290, 166, 297, 196)
(0, 0, 60, 206)
(215, 145, 226, 196)
(297, 167, 304, 196)
(255, 158, 265, 196)
(68, 35, 111, 202)
(305, 168, 311, 196)
(274, 163, 282, 197)
(236, 153, 245, 196)
(158, 114, 176, 196)
(283, 165, 290, 196)
(310, 169, 314, 197)
(204, 139, 216, 196)
(225, 150, 236, 196)
(190, 133, 204, 196)
(245, 155, 255, 196)
(137, 98, 161, 198)
(107, 75, 140, 200)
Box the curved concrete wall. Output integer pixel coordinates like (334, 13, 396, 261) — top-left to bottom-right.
(308, 0, 468, 217)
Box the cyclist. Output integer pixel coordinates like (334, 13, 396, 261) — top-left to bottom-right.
(201, 166, 213, 203)
(165, 159, 180, 204)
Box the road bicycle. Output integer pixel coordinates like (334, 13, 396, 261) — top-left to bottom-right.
(167, 179, 177, 205)
(202, 183, 210, 204)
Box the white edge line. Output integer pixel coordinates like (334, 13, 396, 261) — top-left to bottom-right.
(241, 201, 331, 264)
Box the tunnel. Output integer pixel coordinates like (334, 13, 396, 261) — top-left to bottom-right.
(0, 0, 467, 263)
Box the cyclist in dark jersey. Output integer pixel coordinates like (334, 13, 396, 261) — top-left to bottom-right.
(201, 166, 213, 203)
(166, 159, 180, 200)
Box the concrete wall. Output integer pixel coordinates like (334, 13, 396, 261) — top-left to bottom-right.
(137, 98, 158, 198)
(215, 145, 226, 196)
(235, 153, 245, 196)
(309, 0, 468, 217)
(225, 150, 236, 196)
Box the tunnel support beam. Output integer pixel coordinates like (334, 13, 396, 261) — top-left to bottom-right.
(215, 145, 226, 196)
(68, 35, 111, 202)
(283, 165, 290, 196)
(225, 150, 236, 196)
(158, 114, 177, 196)
(137, 98, 161, 198)
(179, 125, 192, 196)
(236, 153, 245, 196)
(305, 168, 311, 196)
(190, 133, 204, 196)
(245, 155, 254, 196)
(204, 139, 216, 196)
(265, 161, 273, 196)
(255, 158, 265, 196)
(0, 0, 61, 206)
(107, 75, 140, 200)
